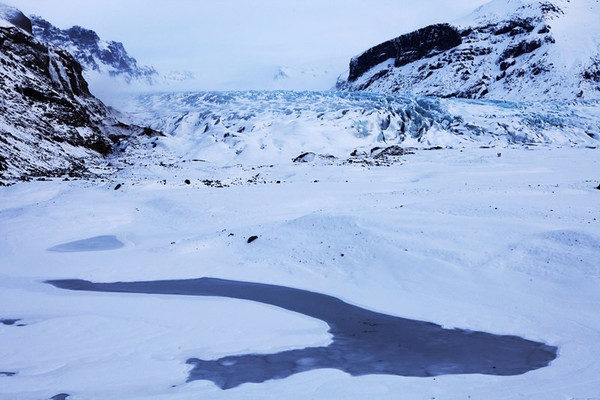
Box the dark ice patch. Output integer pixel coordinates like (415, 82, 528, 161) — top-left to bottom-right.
(48, 235, 124, 253)
(47, 277, 557, 390)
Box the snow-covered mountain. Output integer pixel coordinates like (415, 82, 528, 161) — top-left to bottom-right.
(269, 62, 345, 91)
(0, 6, 154, 183)
(117, 91, 599, 166)
(30, 15, 158, 85)
(337, 0, 600, 100)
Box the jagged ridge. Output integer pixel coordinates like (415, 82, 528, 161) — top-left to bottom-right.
(30, 15, 157, 84)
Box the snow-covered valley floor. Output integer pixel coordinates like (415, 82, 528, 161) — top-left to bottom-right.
(1, 147, 599, 399)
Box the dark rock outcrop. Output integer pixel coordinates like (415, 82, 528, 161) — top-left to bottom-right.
(348, 24, 462, 82)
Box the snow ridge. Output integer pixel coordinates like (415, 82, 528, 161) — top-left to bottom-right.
(0, 3, 31, 33)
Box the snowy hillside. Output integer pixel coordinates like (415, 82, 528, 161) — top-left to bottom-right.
(338, 0, 600, 100)
(117, 91, 600, 166)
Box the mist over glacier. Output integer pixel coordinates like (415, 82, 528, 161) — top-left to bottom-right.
(6, 0, 488, 91)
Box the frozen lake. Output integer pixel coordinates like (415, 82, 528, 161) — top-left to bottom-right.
(48, 277, 557, 389)
(47, 236, 125, 253)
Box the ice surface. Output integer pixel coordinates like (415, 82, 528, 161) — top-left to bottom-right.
(117, 91, 600, 166)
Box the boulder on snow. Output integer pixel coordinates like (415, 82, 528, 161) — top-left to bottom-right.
(293, 152, 317, 163)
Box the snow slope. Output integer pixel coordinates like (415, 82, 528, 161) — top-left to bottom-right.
(0, 147, 599, 399)
(338, 0, 600, 100)
(116, 91, 600, 166)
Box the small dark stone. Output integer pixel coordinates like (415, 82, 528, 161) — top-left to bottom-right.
(50, 394, 70, 400)
(228, 233, 235, 237)
(114, 183, 122, 190)
(0, 371, 17, 377)
(0, 319, 20, 326)
(596, 184, 600, 190)
(247, 236, 259, 244)
(184, 179, 191, 185)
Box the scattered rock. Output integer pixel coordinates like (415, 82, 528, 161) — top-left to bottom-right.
(373, 145, 408, 159)
(0, 371, 17, 377)
(202, 179, 226, 188)
(247, 236, 259, 244)
(184, 179, 191, 185)
(0, 319, 20, 326)
(114, 183, 122, 190)
(596, 184, 600, 190)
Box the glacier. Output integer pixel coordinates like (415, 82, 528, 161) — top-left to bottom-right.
(117, 91, 600, 166)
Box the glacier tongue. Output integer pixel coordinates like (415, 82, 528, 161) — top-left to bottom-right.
(118, 91, 600, 165)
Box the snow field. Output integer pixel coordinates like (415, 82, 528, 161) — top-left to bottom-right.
(0, 147, 599, 399)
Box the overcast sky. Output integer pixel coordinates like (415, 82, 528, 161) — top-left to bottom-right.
(7, 0, 488, 89)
